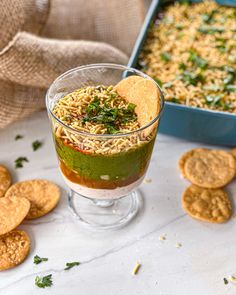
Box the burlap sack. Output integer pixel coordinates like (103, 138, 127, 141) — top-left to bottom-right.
(0, 0, 146, 128)
(41, 0, 146, 55)
(0, 0, 50, 51)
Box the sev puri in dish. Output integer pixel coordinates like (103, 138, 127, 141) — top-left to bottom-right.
(52, 85, 152, 155)
(139, 0, 236, 113)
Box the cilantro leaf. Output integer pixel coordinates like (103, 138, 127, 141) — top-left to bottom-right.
(179, 63, 187, 71)
(203, 84, 222, 91)
(223, 278, 229, 285)
(86, 97, 100, 115)
(33, 255, 48, 265)
(160, 52, 172, 62)
(201, 10, 217, 24)
(180, 70, 205, 86)
(153, 78, 163, 87)
(35, 274, 53, 288)
(84, 95, 137, 134)
(188, 50, 208, 69)
(205, 94, 223, 106)
(64, 262, 80, 270)
(225, 85, 236, 92)
(198, 26, 225, 34)
(163, 81, 173, 89)
(15, 157, 29, 169)
(127, 103, 136, 112)
(170, 97, 180, 104)
(15, 134, 23, 141)
(32, 140, 43, 151)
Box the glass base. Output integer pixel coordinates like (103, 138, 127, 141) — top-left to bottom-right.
(68, 190, 142, 230)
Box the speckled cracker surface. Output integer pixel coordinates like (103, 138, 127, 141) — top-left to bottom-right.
(182, 185, 232, 223)
(0, 196, 30, 235)
(114, 76, 143, 98)
(5, 179, 60, 219)
(0, 165, 11, 197)
(0, 230, 30, 271)
(184, 150, 236, 188)
(178, 148, 208, 178)
(126, 79, 160, 128)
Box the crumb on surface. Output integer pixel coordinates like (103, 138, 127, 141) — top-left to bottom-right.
(175, 243, 182, 248)
(144, 178, 152, 184)
(132, 262, 141, 275)
(159, 234, 166, 241)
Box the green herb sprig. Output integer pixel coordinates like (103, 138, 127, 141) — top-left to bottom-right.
(64, 261, 80, 270)
(35, 274, 53, 288)
(15, 134, 23, 141)
(160, 52, 172, 62)
(188, 50, 208, 70)
(33, 255, 48, 265)
(198, 26, 225, 35)
(201, 10, 217, 24)
(223, 278, 229, 285)
(32, 140, 43, 151)
(180, 70, 205, 86)
(83, 98, 137, 134)
(15, 157, 29, 169)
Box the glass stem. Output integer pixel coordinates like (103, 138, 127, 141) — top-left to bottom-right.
(92, 199, 115, 208)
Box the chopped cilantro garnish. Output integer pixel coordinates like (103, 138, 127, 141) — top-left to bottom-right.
(153, 78, 163, 87)
(205, 94, 223, 106)
(127, 103, 136, 112)
(198, 26, 225, 34)
(32, 140, 43, 151)
(105, 124, 119, 134)
(223, 75, 234, 85)
(170, 97, 180, 104)
(15, 134, 23, 141)
(33, 255, 48, 265)
(216, 44, 227, 53)
(83, 96, 137, 134)
(188, 50, 208, 69)
(203, 84, 222, 91)
(225, 85, 236, 92)
(15, 157, 29, 168)
(64, 262, 80, 270)
(160, 52, 172, 62)
(201, 10, 217, 24)
(180, 70, 205, 86)
(163, 81, 173, 89)
(86, 97, 100, 115)
(35, 274, 53, 288)
(179, 63, 187, 71)
(224, 278, 229, 285)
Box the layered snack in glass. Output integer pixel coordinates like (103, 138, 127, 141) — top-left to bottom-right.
(46, 64, 164, 229)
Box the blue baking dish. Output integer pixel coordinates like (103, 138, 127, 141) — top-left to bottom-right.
(128, 0, 236, 146)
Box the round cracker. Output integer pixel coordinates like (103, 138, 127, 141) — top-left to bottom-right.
(0, 196, 30, 235)
(178, 148, 209, 178)
(185, 150, 236, 188)
(126, 79, 160, 128)
(0, 230, 30, 271)
(182, 185, 231, 223)
(230, 148, 236, 159)
(0, 165, 11, 197)
(5, 179, 60, 219)
(114, 76, 143, 98)
(229, 148, 236, 176)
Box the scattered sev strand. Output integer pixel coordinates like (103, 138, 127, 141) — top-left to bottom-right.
(132, 262, 141, 275)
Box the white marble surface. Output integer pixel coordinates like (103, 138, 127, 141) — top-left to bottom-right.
(0, 111, 236, 295)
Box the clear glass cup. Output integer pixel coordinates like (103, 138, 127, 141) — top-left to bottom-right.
(46, 64, 164, 230)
